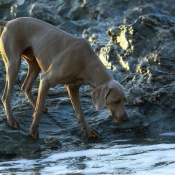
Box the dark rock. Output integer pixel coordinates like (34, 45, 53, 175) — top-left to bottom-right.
(59, 20, 89, 34)
(68, 6, 86, 21)
(1, 0, 175, 158)
(0, 0, 15, 20)
(99, 13, 175, 134)
(30, 2, 60, 25)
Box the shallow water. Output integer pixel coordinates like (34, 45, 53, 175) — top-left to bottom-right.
(1, 133, 175, 175)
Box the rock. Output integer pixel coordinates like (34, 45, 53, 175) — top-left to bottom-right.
(1, 0, 175, 157)
(0, 0, 16, 20)
(59, 20, 89, 34)
(99, 13, 175, 134)
(44, 136, 60, 144)
(29, 2, 60, 25)
(68, 6, 86, 21)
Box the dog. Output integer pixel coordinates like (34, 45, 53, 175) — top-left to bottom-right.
(0, 17, 129, 140)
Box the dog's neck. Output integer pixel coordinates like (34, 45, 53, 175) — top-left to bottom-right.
(85, 64, 113, 88)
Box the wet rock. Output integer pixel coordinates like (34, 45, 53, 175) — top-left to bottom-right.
(30, 2, 60, 25)
(59, 20, 89, 34)
(124, 4, 165, 24)
(68, 6, 86, 21)
(99, 13, 175, 135)
(0, 124, 41, 156)
(1, 0, 175, 158)
(44, 136, 60, 144)
(102, 14, 175, 75)
(115, 109, 148, 130)
(0, 0, 16, 20)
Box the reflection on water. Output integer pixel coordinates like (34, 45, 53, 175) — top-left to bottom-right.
(1, 133, 175, 175)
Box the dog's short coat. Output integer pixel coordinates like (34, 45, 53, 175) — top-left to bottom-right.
(0, 17, 128, 140)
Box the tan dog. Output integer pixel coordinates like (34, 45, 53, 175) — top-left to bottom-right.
(0, 17, 128, 140)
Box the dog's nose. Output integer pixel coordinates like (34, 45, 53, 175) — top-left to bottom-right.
(122, 114, 129, 122)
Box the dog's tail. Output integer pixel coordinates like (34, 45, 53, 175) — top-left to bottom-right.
(0, 20, 8, 28)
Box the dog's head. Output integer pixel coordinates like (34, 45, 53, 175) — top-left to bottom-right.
(91, 80, 129, 123)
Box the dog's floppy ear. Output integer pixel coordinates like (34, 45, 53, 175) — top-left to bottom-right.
(91, 85, 109, 111)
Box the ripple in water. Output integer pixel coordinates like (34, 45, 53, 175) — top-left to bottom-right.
(0, 141, 175, 175)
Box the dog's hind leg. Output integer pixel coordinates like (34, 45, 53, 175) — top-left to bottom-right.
(1, 53, 21, 129)
(21, 58, 40, 109)
(21, 48, 48, 113)
(66, 84, 99, 138)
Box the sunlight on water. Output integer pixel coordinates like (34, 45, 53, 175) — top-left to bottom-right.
(160, 132, 175, 136)
(0, 141, 175, 175)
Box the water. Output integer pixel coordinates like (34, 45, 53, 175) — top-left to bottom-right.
(1, 133, 175, 175)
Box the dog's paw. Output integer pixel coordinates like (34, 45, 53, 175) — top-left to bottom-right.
(85, 127, 99, 138)
(29, 125, 39, 140)
(8, 119, 19, 130)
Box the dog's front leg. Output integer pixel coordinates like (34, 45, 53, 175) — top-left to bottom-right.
(29, 74, 50, 140)
(66, 84, 99, 138)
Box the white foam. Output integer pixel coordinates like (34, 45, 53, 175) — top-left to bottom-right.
(0, 144, 175, 174)
(160, 132, 175, 136)
(0, 159, 35, 171)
